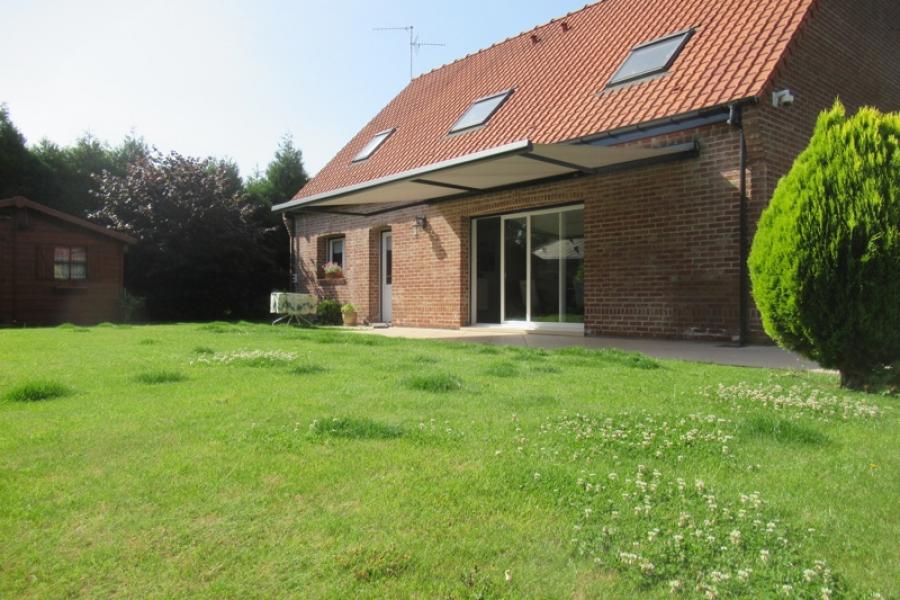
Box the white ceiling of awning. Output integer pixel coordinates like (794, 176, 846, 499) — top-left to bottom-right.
(277, 140, 696, 210)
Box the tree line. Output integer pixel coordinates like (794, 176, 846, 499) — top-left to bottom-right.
(1, 105, 306, 321)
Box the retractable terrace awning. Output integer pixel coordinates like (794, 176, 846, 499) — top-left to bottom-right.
(272, 139, 697, 212)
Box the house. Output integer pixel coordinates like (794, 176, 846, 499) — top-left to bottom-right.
(273, 0, 899, 342)
(0, 197, 136, 325)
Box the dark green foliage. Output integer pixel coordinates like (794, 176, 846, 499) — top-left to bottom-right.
(316, 300, 342, 325)
(749, 102, 900, 388)
(193, 346, 215, 355)
(134, 370, 187, 384)
(3, 380, 72, 402)
(403, 373, 463, 393)
(308, 417, 404, 440)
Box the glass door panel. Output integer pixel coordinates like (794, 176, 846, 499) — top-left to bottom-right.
(503, 217, 527, 321)
(562, 209, 585, 323)
(530, 212, 561, 322)
(475, 217, 501, 324)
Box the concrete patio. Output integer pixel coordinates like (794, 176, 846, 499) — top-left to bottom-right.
(352, 326, 821, 371)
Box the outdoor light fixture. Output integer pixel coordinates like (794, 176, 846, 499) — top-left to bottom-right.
(413, 215, 427, 235)
(772, 89, 795, 108)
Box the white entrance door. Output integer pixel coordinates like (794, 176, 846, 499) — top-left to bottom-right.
(381, 231, 393, 322)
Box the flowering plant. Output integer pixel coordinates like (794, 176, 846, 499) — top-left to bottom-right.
(323, 262, 343, 276)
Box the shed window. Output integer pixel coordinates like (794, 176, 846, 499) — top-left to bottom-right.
(449, 90, 513, 134)
(327, 237, 344, 267)
(54, 246, 87, 280)
(353, 129, 394, 162)
(607, 29, 693, 87)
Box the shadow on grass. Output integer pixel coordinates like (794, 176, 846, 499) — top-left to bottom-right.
(3, 380, 73, 402)
(739, 415, 829, 446)
(196, 322, 246, 334)
(309, 417, 404, 440)
(134, 370, 188, 385)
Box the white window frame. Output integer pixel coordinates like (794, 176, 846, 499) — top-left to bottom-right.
(470, 204, 584, 332)
(327, 237, 345, 267)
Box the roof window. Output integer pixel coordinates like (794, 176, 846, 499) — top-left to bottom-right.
(449, 89, 513, 134)
(607, 29, 693, 87)
(352, 128, 395, 162)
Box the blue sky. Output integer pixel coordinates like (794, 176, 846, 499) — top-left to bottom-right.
(1, 0, 589, 178)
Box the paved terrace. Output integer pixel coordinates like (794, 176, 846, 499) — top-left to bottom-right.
(351, 326, 821, 371)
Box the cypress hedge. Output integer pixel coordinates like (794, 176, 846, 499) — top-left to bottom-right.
(749, 101, 899, 389)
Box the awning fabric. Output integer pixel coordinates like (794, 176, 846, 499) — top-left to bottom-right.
(272, 140, 697, 211)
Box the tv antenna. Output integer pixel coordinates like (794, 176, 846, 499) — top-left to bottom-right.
(374, 26, 445, 81)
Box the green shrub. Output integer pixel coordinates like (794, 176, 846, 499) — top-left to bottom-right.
(749, 101, 900, 389)
(316, 300, 342, 325)
(4, 380, 72, 402)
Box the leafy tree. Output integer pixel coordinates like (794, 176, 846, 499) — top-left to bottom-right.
(0, 104, 45, 199)
(244, 134, 309, 290)
(31, 134, 149, 217)
(91, 150, 275, 321)
(749, 101, 899, 389)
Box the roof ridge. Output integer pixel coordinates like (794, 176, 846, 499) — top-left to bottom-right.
(411, 1, 604, 82)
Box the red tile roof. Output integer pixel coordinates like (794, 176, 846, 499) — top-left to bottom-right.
(295, 0, 816, 201)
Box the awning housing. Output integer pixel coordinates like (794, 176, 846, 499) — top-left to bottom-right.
(273, 140, 697, 212)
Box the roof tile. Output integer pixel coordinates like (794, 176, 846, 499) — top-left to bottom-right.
(296, 0, 816, 200)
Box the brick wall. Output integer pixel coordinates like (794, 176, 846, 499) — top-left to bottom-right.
(0, 206, 128, 325)
(289, 0, 899, 341)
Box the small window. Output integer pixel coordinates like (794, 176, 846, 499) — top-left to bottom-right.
(449, 89, 513, 134)
(352, 129, 394, 162)
(606, 29, 693, 87)
(327, 237, 344, 267)
(54, 246, 87, 281)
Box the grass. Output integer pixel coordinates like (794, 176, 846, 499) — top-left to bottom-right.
(0, 323, 896, 599)
(3, 380, 72, 402)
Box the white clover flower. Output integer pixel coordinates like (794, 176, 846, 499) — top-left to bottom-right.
(759, 549, 770, 563)
(804, 569, 817, 582)
(668, 579, 684, 593)
(729, 530, 742, 546)
(737, 569, 750, 582)
(781, 584, 794, 596)
(821, 588, 832, 600)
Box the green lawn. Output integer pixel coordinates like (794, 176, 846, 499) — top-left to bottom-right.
(0, 323, 896, 599)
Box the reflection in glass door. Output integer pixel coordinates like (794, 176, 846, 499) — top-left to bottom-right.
(472, 205, 583, 328)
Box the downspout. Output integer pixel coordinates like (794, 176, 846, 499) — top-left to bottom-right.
(10, 208, 18, 325)
(282, 213, 297, 292)
(728, 104, 749, 346)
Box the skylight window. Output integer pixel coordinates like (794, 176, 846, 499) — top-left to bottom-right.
(607, 29, 693, 87)
(449, 90, 513, 134)
(352, 128, 394, 162)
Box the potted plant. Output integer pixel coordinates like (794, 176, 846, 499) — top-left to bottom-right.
(341, 303, 358, 326)
(323, 262, 343, 279)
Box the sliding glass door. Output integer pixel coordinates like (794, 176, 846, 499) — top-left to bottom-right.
(472, 205, 583, 329)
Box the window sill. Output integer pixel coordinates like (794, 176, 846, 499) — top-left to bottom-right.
(318, 277, 346, 286)
(54, 282, 89, 291)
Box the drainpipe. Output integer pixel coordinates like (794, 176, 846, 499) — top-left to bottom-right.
(728, 104, 749, 346)
(282, 213, 297, 292)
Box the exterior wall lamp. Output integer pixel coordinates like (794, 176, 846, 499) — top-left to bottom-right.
(413, 215, 427, 235)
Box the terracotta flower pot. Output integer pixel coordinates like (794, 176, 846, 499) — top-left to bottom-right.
(342, 312, 358, 326)
(325, 271, 343, 280)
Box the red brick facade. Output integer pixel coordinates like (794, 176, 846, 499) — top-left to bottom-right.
(288, 0, 899, 341)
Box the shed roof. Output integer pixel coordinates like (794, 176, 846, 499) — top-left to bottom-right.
(0, 197, 137, 244)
